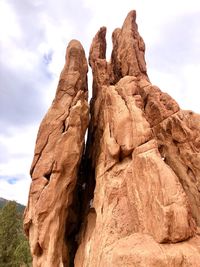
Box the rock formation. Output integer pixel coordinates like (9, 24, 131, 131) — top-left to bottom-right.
(24, 10, 200, 267)
(24, 40, 89, 267)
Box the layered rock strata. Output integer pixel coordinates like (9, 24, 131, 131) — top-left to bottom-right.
(24, 10, 200, 267)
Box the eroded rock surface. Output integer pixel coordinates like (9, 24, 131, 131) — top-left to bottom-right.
(75, 10, 200, 267)
(24, 40, 89, 267)
(25, 10, 200, 267)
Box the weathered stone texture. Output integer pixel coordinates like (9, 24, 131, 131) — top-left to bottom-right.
(25, 10, 200, 267)
(24, 40, 89, 267)
(75, 10, 200, 267)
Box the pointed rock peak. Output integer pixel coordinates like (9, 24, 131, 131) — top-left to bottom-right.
(25, 10, 200, 267)
(24, 38, 89, 266)
(89, 10, 148, 87)
(89, 27, 109, 98)
(66, 39, 85, 54)
(111, 10, 148, 83)
(64, 39, 88, 73)
(89, 26, 107, 68)
(122, 10, 137, 31)
(56, 39, 88, 98)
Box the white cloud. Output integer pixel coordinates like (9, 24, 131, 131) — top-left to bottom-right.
(134, 0, 200, 45)
(0, 125, 36, 160)
(0, 176, 31, 205)
(38, 13, 74, 74)
(0, 125, 37, 204)
(181, 64, 200, 112)
(0, 0, 22, 41)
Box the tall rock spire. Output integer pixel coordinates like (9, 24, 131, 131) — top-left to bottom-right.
(111, 10, 148, 83)
(25, 10, 200, 267)
(24, 40, 89, 267)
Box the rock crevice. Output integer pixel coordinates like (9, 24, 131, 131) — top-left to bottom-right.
(24, 10, 200, 267)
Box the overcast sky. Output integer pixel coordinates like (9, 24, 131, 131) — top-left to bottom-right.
(0, 0, 200, 205)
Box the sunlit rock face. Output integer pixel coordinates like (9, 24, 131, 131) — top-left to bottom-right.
(24, 10, 200, 267)
(24, 40, 89, 267)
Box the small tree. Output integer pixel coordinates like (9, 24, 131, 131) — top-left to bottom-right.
(0, 201, 31, 266)
(14, 239, 32, 267)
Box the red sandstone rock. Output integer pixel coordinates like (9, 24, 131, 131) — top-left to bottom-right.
(24, 40, 89, 267)
(111, 10, 148, 83)
(25, 10, 200, 267)
(75, 11, 200, 267)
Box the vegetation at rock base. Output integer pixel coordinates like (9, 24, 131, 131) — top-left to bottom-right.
(0, 201, 32, 266)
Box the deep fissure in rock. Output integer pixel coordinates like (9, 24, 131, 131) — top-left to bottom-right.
(24, 10, 200, 267)
(64, 138, 96, 266)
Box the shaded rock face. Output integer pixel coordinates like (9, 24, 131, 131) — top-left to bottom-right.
(24, 10, 200, 267)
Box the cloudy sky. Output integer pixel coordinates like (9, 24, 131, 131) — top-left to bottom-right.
(0, 0, 200, 205)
